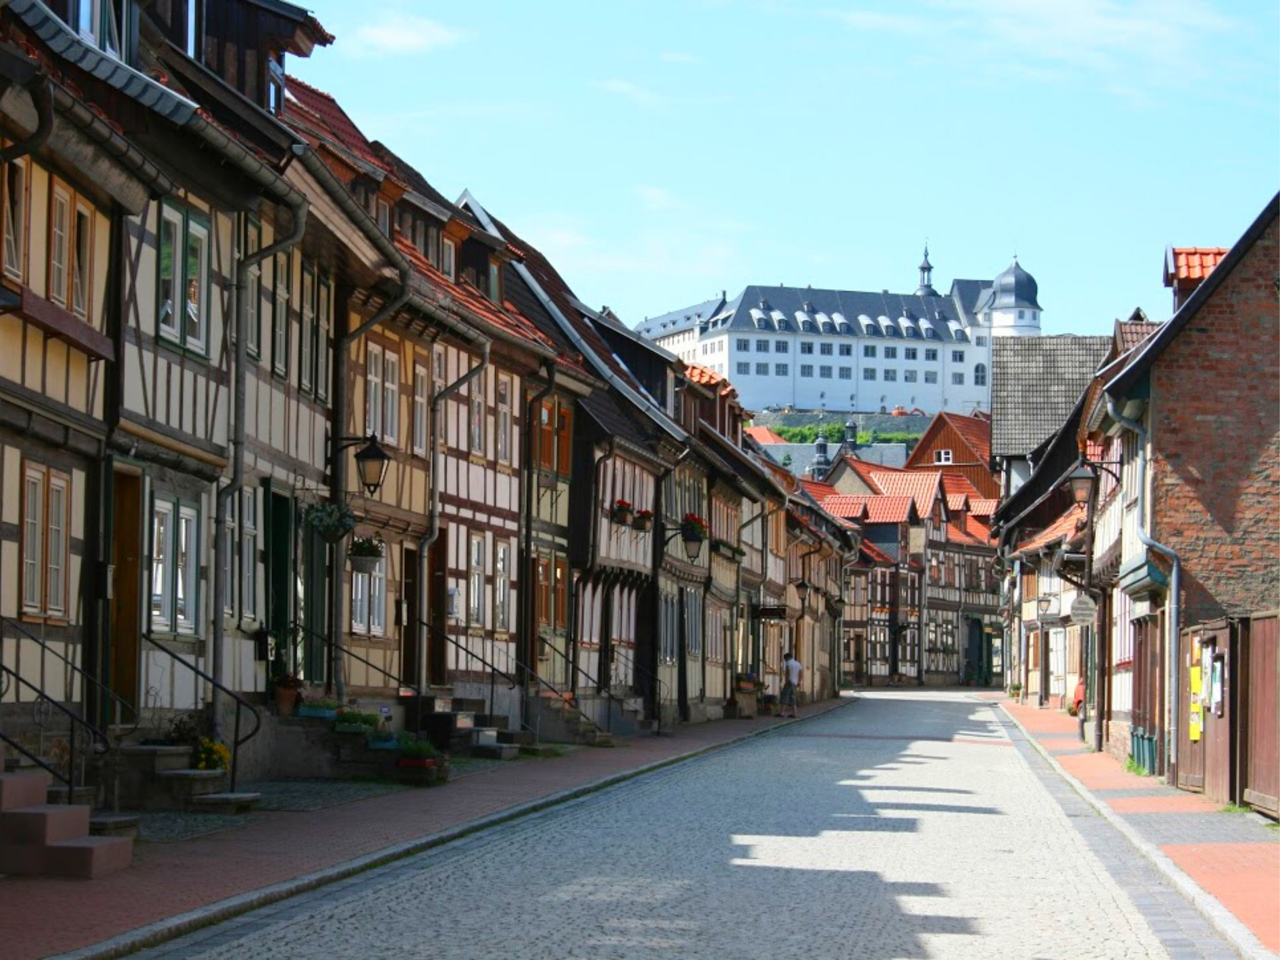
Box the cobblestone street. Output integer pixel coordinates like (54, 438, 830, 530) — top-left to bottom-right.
(135, 692, 1241, 960)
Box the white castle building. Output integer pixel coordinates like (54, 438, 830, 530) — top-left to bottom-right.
(636, 251, 1043, 415)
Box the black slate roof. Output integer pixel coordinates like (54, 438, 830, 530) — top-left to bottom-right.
(636, 295, 728, 339)
(991, 336, 1112, 458)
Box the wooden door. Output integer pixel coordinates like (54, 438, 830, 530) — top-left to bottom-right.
(1177, 627, 1205, 791)
(402, 547, 419, 687)
(265, 490, 294, 671)
(109, 471, 142, 723)
(1242, 614, 1278, 817)
(427, 534, 447, 685)
(302, 524, 328, 682)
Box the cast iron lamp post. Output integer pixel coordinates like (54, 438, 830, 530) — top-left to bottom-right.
(332, 434, 392, 497)
(1036, 593, 1053, 707)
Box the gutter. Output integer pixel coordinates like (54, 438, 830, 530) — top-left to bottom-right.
(1106, 398, 1181, 775)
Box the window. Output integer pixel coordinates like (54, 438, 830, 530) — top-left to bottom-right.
(775, 363, 788, 376)
(1017, 309, 1025, 320)
(222, 500, 235, 616)
(934, 449, 953, 464)
(554, 559, 567, 629)
(365, 343, 383, 438)
(49, 188, 70, 307)
(819, 343, 833, 356)
(556, 405, 573, 475)
(412, 363, 428, 456)
(952, 350, 965, 363)
(839, 344, 852, 356)
(905, 347, 917, 360)
(904, 370, 917, 382)
(317, 276, 331, 400)
(375, 198, 390, 236)
(537, 401, 554, 470)
(244, 220, 261, 356)
(925, 371, 938, 384)
(884, 369, 897, 382)
(470, 391, 485, 454)
(884, 346, 897, 360)
(536, 557, 551, 627)
(486, 259, 502, 304)
(775, 340, 788, 353)
(151, 501, 172, 629)
(72, 205, 91, 320)
(839, 366, 851, 379)
(863, 368, 876, 380)
(241, 489, 256, 620)
(300, 266, 314, 392)
(497, 376, 511, 463)
(4, 159, 26, 279)
(369, 557, 385, 635)
(495, 543, 510, 630)
(176, 506, 197, 632)
(158, 204, 209, 352)
(383, 351, 400, 445)
(925, 348, 938, 362)
(737, 339, 750, 351)
(21, 465, 70, 617)
(737, 362, 750, 375)
(863, 345, 876, 358)
(267, 55, 285, 116)
(800, 342, 813, 355)
(469, 535, 484, 624)
(754, 339, 769, 353)
(351, 564, 368, 632)
(184, 0, 202, 58)
(819, 365, 832, 378)
(272, 251, 290, 375)
(974, 363, 987, 386)
(441, 238, 456, 281)
(800, 364, 813, 378)
(976, 336, 987, 347)
(952, 372, 965, 385)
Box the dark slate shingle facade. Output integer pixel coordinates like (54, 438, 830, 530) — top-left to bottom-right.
(991, 336, 1112, 458)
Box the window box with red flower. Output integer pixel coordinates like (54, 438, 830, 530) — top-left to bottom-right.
(612, 499, 634, 525)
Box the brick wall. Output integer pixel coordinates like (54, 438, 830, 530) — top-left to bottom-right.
(1151, 214, 1280, 623)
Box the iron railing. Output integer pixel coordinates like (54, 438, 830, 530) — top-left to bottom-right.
(611, 645, 669, 736)
(141, 633, 260, 792)
(0, 662, 108, 801)
(540, 639, 631, 735)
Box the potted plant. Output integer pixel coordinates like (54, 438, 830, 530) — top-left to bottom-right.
(297, 697, 342, 720)
(305, 501, 357, 545)
(395, 732, 438, 768)
(192, 737, 230, 772)
(367, 724, 399, 750)
(349, 533, 384, 574)
(680, 512, 708, 543)
(632, 509, 653, 532)
(612, 499, 634, 525)
(334, 710, 379, 735)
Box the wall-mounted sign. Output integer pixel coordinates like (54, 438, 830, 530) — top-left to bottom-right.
(756, 605, 788, 620)
(1070, 594, 1098, 625)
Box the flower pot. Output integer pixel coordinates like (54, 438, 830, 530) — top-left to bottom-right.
(367, 737, 399, 751)
(275, 685, 298, 717)
(632, 515, 653, 532)
(297, 705, 338, 720)
(396, 757, 437, 768)
(334, 722, 375, 735)
(318, 526, 349, 545)
(613, 507, 634, 525)
(349, 553, 382, 574)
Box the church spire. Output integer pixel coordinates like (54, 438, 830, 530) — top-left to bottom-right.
(916, 244, 938, 297)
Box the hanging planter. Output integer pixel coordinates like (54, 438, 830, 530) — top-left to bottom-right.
(349, 533, 385, 574)
(680, 512, 708, 542)
(611, 499, 634, 525)
(632, 509, 653, 532)
(305, 502, 357, 545)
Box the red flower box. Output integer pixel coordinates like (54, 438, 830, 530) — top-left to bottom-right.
(395, 758, 437, 769)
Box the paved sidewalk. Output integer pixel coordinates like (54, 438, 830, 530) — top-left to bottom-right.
(1, 697, 852, 960)
(1000, 696, 1280, 957)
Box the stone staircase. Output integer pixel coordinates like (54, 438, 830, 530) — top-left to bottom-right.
(527, 688, 647, 746)
(404, 695, 523, 760)
(117, 745, 260, 814)
(0, 770, 133, 879)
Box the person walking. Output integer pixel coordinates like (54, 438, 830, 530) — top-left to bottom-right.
(780, 651, 804, 719)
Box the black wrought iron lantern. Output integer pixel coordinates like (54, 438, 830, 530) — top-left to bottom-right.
(353, 434, 392, 497)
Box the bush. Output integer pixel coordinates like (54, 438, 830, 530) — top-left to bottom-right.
(397, 732, 437, 759)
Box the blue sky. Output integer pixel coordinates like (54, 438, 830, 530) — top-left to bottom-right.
(291, 1, 1278, 336)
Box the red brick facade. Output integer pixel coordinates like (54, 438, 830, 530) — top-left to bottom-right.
(1151, 215, 1280, 623)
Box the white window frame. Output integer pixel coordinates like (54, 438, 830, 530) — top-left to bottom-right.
(21, 466, 44, 613)
(300, 265, 314, 392)
(412, 362, 428, 456)
(176, 505, 198, 633)
(934, 449, 953, 464)
(376, 198, 390, 236)
(470, 391, 485, 455)
(72, 203, 92, 321)
(273, 251, 290, 375)
(241, 488, 257, 622)
(222, 503, 235, 616)
(497, 375, 511, 463)
(468, 534, 484, 625)
(351, 569, 369, 634)
(382, 350, 400, 445)
(151, 500, 174, 631)
(494, 542, 509, 631)
(442, 237, 456, 281)
(365, 343, 384, 438)
(46, 474, 68, 617)
(4, 158, 26, 280)
(245, 220, 261, 357)
(317, 276, 331, 400)
(184, 218, 209, 353)
(369, 557, 386, 636)
(49, 187, 70, 307)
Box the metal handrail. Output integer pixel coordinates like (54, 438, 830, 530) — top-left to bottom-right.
(1, 616, 140, 734)
(420, 620, 571, 740)
(540, 638, 631, 735)
(0, 663, 107, 801)
(142, 632, 260, 792)
(0, 729, 71, 791)
(611, 645, 668, 736)
(285, 621, 421, 698)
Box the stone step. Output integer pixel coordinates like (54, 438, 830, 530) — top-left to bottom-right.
(119, 744, 192, 774)
(497, 729, 535, 746)
(0, 804, 91, 844)
(0, 772, 52, 812)
(189, 792, 261, 815)
(450, 698, 486, 714)
(468, 743, 520, 761)
(470, 727, 499, 747)
(585, 731, 614, 748)
(89, 813, 140, 840)
(46, 784, 96, 806)
(473, 714, 509, 731)
(156, 769, 226, 800)
(45, 835, 133, 879)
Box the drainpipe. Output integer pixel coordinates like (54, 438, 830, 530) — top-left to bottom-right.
(575, 439, 617, 696)
(1107, 398, 1181, 777)
(418, 340, 491, 694)
(212, 196, 307, 730)
(798, 541, 823, 699)
(521, 362, 556, 690)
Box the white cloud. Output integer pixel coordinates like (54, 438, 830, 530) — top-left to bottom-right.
(635, 185, 677, 210)
(348, 14, 464, 56)
(830, 10, 934, 34)
(597, 79, 661, 108)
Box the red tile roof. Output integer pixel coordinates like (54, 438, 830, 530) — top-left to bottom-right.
(870, 471, 941, 514)
(745, 425, 787, 444)
(800, 479, 839, 503)
(1013, 504, 1087, 557)
(685, 363, 724, 386)
(946, 493, 970, 513)
(1165, 247, 1229, 286)
(859, 540, 894, 565)
(285, 75, 392, 175)
(947, 514, 995, 547)
(970, 498, 999, 518)
(939, 473, 981, 498)
(904, 411, 992, 471)
(835, 455, 899, 491)
(1114, 319, 1161, 354)
(822, 495, 915, 524)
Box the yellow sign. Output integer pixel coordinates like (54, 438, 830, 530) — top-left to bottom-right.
(1189, 705, 1202, 742)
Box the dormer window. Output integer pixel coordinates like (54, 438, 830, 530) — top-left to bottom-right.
(934, 449, 953, 464)
(75, 0, 124, 57)
(375, 199, 390, 236)
(441, 238, 456, 281)
(184, 0, 202, 60)
(267, 54, 286, 116)
(487, 259, 502, 305)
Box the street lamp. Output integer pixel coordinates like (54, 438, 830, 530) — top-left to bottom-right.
(664, 527, 704, 562)
(1066, 464, 1095, 506)
(338, 434, 392, 497)
(1036, 593, 1053, 707)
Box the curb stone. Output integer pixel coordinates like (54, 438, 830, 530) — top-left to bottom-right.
(57, 695, 859, 960)
(995, 699, 1276, 960)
